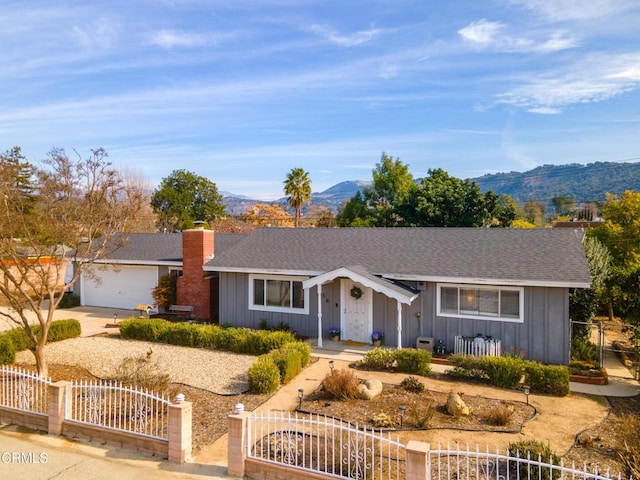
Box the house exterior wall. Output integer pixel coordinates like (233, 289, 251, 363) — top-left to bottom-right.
(217, 272, 570, 364)
(425, 285, 570, 365)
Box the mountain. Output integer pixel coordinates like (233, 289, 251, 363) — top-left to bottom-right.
(221, 162, 640, 216)
(471, 162, 640, 204)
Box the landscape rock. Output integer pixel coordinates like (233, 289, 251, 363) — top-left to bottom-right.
(446, 392, 470, 417)
(357, 379, 383, 400)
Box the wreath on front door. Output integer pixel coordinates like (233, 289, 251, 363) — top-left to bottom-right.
(350, 286, 363, 300)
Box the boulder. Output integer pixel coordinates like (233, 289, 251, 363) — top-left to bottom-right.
(357, 379, 383, 400)
(446, 392, 470, 417)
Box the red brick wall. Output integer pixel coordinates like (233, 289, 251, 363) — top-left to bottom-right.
(176, 229, 214, 320)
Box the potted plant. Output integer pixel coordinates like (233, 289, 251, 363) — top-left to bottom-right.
(371, 331, 384, 347)
(329, 327, 340, 341)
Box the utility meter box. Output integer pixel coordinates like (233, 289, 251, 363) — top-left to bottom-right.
(416, 336, 434, 353)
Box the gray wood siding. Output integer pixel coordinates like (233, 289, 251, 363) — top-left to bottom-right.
(424, 285, 569, 364)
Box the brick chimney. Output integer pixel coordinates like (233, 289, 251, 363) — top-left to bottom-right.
(176, 228, 214, 320)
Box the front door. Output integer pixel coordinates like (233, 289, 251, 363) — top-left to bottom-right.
(341, 279, 372, 344)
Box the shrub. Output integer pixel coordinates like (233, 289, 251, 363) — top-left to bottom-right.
(322, 369, 360, 400)
(484, 403, 513, 426)
(119, 318, 168, 342)
(507, 440, 561, 480)
(282, 341, 312, 367)
(4, 328, 33, 352)
(481, 356, 524, 388)
(241, 330, 296, 355)
(57, 292, 80, 309)
(395, 348, 431, 376)
(371, 412, 394, 428)
(47, 319, 82, 342)
(523, 362, 570, 396)
(400, 376, 425, 393)
(270, 348, 302, 384)
(446, 355, 489, 381)
(362, 348, 395, 370)
(571, 338, 599, 364)
(158, 322, 196, 347)
(152, 273, 177, 311)
(616, 414, 640, 479)
(112, 352, 172, 394)
(0, 335, 15, 365)
(248, 355, 281, 394)
(406, 398, 435, 428)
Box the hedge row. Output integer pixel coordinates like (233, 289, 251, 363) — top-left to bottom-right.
(248, 341, 313, 393)
(0, 319, 82, 365)
(448, 354, 570, 396)
(361, 347, 432, 376)
(119, 318, 297, 356)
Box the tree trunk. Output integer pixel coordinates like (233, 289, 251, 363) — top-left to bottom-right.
(608, 300, 614, 322)
(33, 343, 48, 378)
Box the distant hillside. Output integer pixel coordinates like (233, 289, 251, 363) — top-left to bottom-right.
(222, 162, 640, 216)
(472, 162, 640, 204)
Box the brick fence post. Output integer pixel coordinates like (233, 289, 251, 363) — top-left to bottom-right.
(48, 381, 70, 436)
(406, 441, 430, 480)
(168, 399, 192, 463)
(227, 410, 250, 478)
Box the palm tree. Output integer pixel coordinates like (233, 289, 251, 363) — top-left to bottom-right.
(283, 168, 312, 227)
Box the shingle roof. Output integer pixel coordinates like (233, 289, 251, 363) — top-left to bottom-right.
(97, 232, 244, 264)
(204, 227, 592, 287)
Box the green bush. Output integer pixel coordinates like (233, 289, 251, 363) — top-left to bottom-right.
(400, 376, 425, 393)
(47, 319, 82, 342)
(57, 292, 81, 309)
(481, 356, 524, 388)
(362, 348, 395, 370)
(446, 355, 489, 381)
(394, 348, 431, 376)
(282, 341, 312, 367)
(571, 338, 599, 364)
(248, 355, 281, 393)
(158, 322, 196, 346)
(4, 328, 33, 352)
(0, 335, 15, 365)
(508, 440, 561, 480)
(523, 361, 570, 396)
(241, 330, 296, 355)
(270, 349, 302, 384)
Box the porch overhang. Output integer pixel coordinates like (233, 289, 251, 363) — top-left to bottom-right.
(302, 265, 418, 305)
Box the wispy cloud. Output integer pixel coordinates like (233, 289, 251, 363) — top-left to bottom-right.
(496, 52, 640, 112)
(506, 0, 635, 22)
(147, 29, 238, 48)
(458, 19, 577, 53)
(306, 24, 383, 47)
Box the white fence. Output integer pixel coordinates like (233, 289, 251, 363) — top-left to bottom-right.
(428, 443, 620, 480)
(0, 365, 51, 415)
(68, 379, 171, 440)
(247, 411, 405, 480)
(454, 336, 501, 357)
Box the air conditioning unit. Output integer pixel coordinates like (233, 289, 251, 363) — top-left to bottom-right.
(416, 336, 434, 353)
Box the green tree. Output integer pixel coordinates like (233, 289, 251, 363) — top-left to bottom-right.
(151, 169, 226, 232)
(337, 191, 374, 227)
(0, 147, 145, 376)
(283, 167, 312, 227)
(397, 168, 490, 227)
(364, 153, 414, 226)
(551, 196, 576, 218)
(522, 199, 546, 226)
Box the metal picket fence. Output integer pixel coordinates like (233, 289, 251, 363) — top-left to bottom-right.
(428, 443, 623, 480)
(0, 365, 51, 415)
(68, 378, 171, 440)
(247, 410, 405, 480)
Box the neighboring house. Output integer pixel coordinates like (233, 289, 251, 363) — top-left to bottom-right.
(79, 227, 591, 365)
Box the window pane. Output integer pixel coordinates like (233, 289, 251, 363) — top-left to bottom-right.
(441, 287, 458, 314)
(267, 280, 290, 307)
(292, 282, 304, 309)
(460, 288, 477, 314)
(253, 279, 264, 306)
(501, 290, 520, 318)
(478, 290, 499, 316)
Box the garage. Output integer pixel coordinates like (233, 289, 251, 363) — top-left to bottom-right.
(81, 265, 159, 309)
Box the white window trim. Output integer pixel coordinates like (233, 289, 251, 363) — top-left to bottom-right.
(436, 283, 524, 323)
(249, 274, 309, 315)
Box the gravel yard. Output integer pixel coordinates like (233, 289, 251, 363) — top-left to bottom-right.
(15, 336, 257, 395)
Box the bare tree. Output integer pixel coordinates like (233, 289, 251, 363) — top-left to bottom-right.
(0, 147, 145, 376)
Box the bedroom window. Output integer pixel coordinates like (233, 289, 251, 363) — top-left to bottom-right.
(437, 284, 523, 323)
(249, 275, 308, 314)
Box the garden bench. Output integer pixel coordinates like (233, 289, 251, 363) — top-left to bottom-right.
(168, 304, 195, 320)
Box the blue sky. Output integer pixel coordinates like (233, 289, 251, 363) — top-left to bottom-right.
(2, 1, 640, 199)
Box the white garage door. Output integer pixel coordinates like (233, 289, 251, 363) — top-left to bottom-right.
(82, 265, 158, 309)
